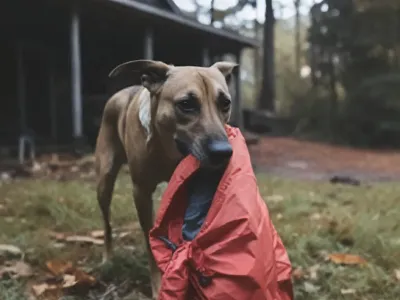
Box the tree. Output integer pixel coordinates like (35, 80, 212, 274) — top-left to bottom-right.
(258, 0, 276, 111)
(294, 0, 301, 74)
(210, 0, 253, 23)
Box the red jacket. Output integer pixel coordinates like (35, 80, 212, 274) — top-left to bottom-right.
(149, 126, 293, 300)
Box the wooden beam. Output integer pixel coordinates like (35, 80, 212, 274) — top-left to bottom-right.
(144, 27, 154, 60)
(70, 2, 83, 139)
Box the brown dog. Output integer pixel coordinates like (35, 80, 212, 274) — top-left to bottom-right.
(95, 59, 237, 299)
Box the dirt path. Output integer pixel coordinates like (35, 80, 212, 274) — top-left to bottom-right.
(1, 137, 400, 183)
(250, 136, 400, 182)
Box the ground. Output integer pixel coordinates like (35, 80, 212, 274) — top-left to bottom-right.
(251, 136, 400, 181)
(1, 137, 400, 299)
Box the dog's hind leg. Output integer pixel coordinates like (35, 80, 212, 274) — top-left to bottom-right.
(132, 183, 161, 299)
(95, 124, 125, 263)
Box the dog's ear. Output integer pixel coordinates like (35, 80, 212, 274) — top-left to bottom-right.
(211, 61, 239, 85)
(109, 60, 171, 92)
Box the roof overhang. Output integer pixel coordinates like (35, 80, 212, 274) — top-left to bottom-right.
(94, 0, 259, 49)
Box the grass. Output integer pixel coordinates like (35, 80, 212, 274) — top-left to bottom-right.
(1, 172, 400, 299)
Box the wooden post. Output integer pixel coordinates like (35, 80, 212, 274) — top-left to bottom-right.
(210, 0, 215, 25)
(233, 50, 243, 129)
(16, 41, 36, 164)
(16, 42, 26, 133)
(144, 27, 154, 60)
(202, 47, 211, 67)
(70, 2, 83, 139)
(48, 57, 57, 141)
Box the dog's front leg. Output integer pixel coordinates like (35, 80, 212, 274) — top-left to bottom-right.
(133, 183, 161, 300)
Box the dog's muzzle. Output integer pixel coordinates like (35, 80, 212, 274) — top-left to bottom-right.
(175, 136, 232, 167)
(206, 139, 233, 165)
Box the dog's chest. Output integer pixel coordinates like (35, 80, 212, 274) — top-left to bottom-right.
(137, 88, 152, 139)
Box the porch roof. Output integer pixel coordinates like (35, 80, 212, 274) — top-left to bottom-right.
(92, 0, 259, 49)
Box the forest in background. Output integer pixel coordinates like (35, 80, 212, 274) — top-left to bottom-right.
(182, 0, 400, 147)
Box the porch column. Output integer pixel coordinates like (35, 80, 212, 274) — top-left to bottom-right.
(16, 42, 26, 133)
(70, 2, 83, 139)
(48, 57, 57, 141)
(202, 47, 211, 67)
(233, 50, 243, 129)
(144, 27, 154, 60)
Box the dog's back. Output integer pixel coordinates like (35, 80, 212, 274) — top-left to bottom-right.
(98, 85, 144, 148)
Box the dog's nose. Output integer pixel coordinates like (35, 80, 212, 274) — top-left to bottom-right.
(207, 140, 233, 163)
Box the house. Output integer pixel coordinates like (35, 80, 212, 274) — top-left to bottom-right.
(0, 0, 258, 159)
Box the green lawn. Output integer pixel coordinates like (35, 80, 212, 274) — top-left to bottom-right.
(0, 173, 399, 299)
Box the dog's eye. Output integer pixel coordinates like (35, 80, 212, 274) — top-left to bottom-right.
(219, 96, 231, 112)
(176, 97, 199, 113)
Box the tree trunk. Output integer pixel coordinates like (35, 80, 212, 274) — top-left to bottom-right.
(294, 0, 301, 74)
(210, 0, 215, 25)
(328, 48, 338, 127)
(257, 0, 275, 111)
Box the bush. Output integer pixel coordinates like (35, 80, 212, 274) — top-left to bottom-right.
(339, 72, 400, 147)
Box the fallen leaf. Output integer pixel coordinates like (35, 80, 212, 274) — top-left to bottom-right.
(62, 274, 78, 288)
(31, 161, 42, 173)
(394, 269, 400, 281)
(309, 213, 321, 221)
(318, 250, 330, 261)
(72, 268, 96, 286)
(122, 245, 136, 252)
(46, 260, 73, 276)
(292, 267, 305, 280)
(90, 230, 104, 238)
(0, 172, 11, 181)
(0, 244, 22, 256)
(65, 235, 104, 245)
(328, 253, 367, 266)
(47, 260, 96, 286)
(308, 264, 320, 280)
(341, 288, 356, 295)
(47, 231, 67, 241)
(70, 166, 79, 172)
(10, 261, 33, 278)
(35, 260, 97, 296)
(117, 231, 131, 239)
(31, 283, 59, 296)
(32, 283, 49, 296)
(50, 242, 66, 249)
(0, 261, 33, 279)
(304, 281, 320, 293)
(266, 194, 284, 202)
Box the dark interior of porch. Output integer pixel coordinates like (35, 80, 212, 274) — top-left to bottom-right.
(0, 0, 243, 161)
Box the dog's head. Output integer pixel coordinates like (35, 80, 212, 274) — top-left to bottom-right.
(109, 59, 237, 168)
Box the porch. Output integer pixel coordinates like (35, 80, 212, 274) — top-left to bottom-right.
(0, 0, 257, 162)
